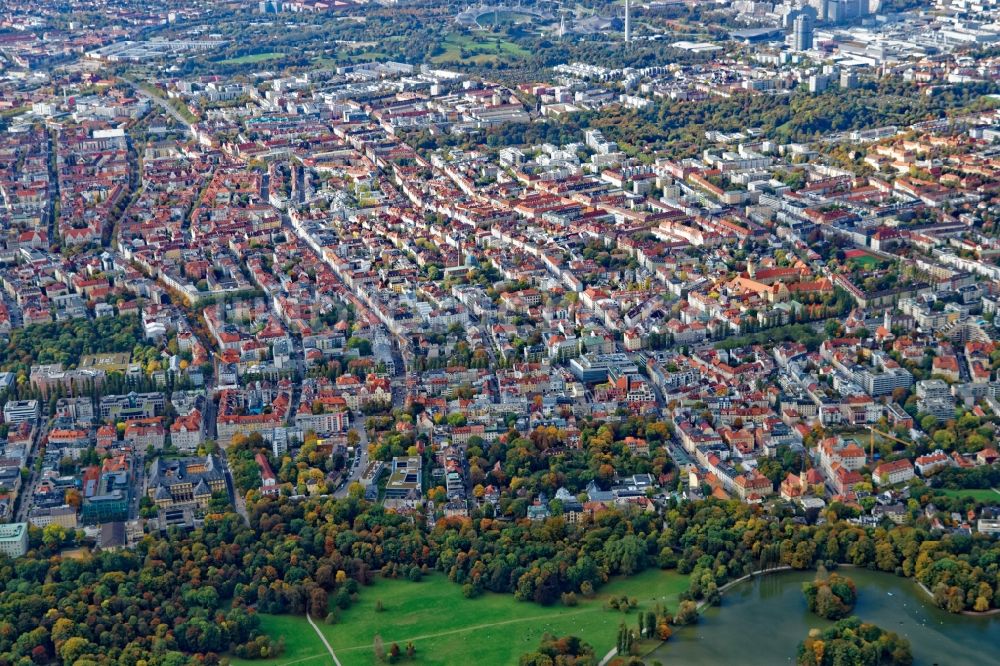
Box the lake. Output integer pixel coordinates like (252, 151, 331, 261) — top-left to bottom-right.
(648, 568, 1000, 666)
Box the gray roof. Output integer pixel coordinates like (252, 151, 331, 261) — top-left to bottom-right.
(148, 455, 224, 496)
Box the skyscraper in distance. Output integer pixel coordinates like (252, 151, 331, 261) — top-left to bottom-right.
(793, 13, 814, 51)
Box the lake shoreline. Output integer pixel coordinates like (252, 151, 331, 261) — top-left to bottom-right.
(646, 567, 1000, 666)
(912, 579, 1000, 617)
(709, 562, 1000, 618)
(636, 563, 999, 664)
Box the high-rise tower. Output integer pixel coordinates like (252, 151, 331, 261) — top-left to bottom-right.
(793, 13, 814, 52)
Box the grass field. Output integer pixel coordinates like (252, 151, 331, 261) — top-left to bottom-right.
(431, 33, 529, 65)
(243, 569, 689, 665)
(849, 255, 882, 269)
(934, 488, 1000, 502)
(219, 52, 285, 65)
(843, 250, 887, 269)
(229, 614, 329, 666)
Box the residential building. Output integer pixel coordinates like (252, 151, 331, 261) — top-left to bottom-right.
(916, 379, 956, 422)
(873, 458, 915, 486)
(170, 409, 204, 452)
(915, 449, 951, 476)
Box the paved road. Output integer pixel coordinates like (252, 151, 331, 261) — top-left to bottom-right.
(13, 403, 47, 523)
(219, 448, 250, 525)
(334, 420, 369, 498)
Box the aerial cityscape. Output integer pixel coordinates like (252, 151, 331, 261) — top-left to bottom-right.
(0, 0, 999, 664)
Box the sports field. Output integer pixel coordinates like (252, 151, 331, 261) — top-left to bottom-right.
(844, 249, 886, 268)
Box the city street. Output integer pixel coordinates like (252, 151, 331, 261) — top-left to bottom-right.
(334, 420, 369, 498)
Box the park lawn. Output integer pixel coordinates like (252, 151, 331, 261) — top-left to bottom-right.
(219, 52, 285, 65)
(229, 614, 329, 666)
(431, 33, 529, 65)
(317, 568, 688, 666)
(934, 488, 1000, 502)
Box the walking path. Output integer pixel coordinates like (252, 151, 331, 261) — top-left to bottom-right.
(597, 647, 617, 666)
(334, 608, 595, 653)
(306, 612, 342, 666)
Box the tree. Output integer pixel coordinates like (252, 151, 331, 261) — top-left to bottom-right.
(59, 637, 93, 664)
(50, 617, 75, 648)
(348, 337, 372, 356)
(309, 587, 328, 618)
(644, 611, 656, 638)
(673, 601, 699, 626)
(797, 617, 911, 666)
(920, 414, 938, 432)
(42, 523, 68, 548)
(803, 571, 857, 620)
(932, 429, 955, 449)
(520, 634, 595, 666)
(874, 542, 898, 572)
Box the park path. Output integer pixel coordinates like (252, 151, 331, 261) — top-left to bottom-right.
(306, 612, 343, 666)
(598, 647, 617, 666)
(334, 607, 597, 653)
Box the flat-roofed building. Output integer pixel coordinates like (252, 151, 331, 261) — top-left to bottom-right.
(384, 456, 422, 509)
(0, 522, 29, 557)
(2, 400, 39, 425)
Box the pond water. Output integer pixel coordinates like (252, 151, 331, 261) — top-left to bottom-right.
(648, 568, 1000, 666)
